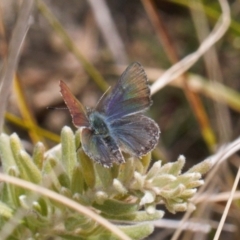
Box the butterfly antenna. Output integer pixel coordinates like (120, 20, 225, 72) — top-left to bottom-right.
(47, 107, 68, 110)
(94, 86, 111, 109)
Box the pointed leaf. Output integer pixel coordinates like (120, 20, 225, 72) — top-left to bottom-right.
(93, 199, 138, 216)
(0, 133, 16, 172)
(32, 142, 45, 170)
(61, 126, 77, 177)
(77, 149, 95, 189)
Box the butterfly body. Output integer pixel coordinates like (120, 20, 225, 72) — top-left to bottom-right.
(88, 111, 110, 137)
(60, 62, 160, 167)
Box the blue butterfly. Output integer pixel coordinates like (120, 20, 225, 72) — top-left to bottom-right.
(60, 62, 160, 167)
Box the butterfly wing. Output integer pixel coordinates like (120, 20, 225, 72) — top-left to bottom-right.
(81, 128, 124, 167)
(59, 80, 89, 128)
(111, 114, 160, 157)
(98, 62, 151, 122)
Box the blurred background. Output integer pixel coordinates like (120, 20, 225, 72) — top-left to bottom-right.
(1, 0, 240, 239)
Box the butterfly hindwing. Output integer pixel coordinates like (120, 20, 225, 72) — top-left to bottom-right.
(81, 128, 125, 167)
(98, 62, 151, 122)
(59, 80, 89, 128)
(110, 114, 160, 157)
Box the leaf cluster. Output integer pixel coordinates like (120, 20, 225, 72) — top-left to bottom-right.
(0, 127, 211, 239)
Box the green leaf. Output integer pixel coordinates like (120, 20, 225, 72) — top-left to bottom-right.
(17, 150, 42, 184)
(160, 184, 185, 199)
(140, 152, 152, 173)
(37, 198, 49, 216)
(112, 179, 127, 195)
(32, 142, 45, 170)
(102, 210, 164, 222)
(7, 167, 23, 207)
(94, 163, 113, 189)
(151, 174, 176, 187)
(61, 126, 77, 177)
(71, 163, 85, 194)
(75, 129, 82, 150)
(77, 149, 95, 189)
(0, 133, 16, 173)
(42, 156, 62, 192)
(49, 158, 71, 189)
(187, 158, 213, 174)
(0, 201, 13, 219)
(168, 155, 185, 175)
(93, 199, 138, 216)
(9, 133, 23, 162)
(9, 134, 42, 184)
(146, 161, 162, 180)
(117, 158, 134, 186)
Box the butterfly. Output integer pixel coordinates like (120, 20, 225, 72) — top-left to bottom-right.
(60, 62, 160, 167)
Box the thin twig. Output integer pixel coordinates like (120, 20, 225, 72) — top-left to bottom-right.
(36, 0, 109, 92)
(142, 0, 216, 151)
(190, 0, 232, 143)
(194, 137, 240, 198)
(213, 166, 240, 240)
(13, 74, 46, 145)
(154, 217, 236, 232)
(0, 0, 34, 131)
(151, 0, 231, 94)
(154, 218, 210, 233)
(194, 191, 240, 204)
(5, 112, 60, 143)
(141, 0, 178, 63)
(88, 0, 128, 64)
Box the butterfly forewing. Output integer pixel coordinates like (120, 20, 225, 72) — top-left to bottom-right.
(59, 80, 89, 128)
(98, 62, 151, 122)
